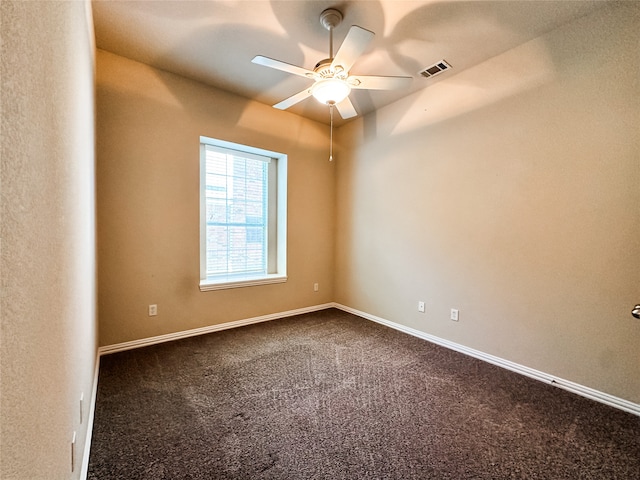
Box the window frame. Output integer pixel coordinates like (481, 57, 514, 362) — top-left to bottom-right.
(199, 136, 287, 291)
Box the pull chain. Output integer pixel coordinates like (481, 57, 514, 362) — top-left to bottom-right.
(329, 103, 334, 161)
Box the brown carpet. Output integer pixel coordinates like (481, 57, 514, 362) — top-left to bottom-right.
(88, 308, 640, 479)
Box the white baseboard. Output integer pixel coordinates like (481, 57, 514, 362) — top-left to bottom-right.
(92, 299, 639, 465)
(333, 303, 640, 417)
(98, 303, 335, 356)
(82, 302, 638, 478)
(80, 353, 100, 480)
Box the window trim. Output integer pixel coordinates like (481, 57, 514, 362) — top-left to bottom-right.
(199, 136, 287, 291)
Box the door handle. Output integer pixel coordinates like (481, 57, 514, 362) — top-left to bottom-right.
(633, 305, 640, 319)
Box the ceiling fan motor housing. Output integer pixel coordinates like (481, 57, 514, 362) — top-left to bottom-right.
(314, 58, 345, 78)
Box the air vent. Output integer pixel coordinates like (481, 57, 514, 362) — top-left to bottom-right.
(419, 60, 451, 78)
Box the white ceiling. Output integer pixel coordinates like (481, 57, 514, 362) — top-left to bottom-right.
(92, 0, 606, 125)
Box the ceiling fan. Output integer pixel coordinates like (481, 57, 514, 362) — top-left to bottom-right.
(251, 8, 412, 121)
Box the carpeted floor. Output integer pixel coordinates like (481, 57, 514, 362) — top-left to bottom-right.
(88, 308, 640, 479)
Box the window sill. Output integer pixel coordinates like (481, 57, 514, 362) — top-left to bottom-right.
(199, 274, 287, 291)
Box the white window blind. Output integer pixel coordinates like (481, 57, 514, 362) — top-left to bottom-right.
(204, 145, 270, 277)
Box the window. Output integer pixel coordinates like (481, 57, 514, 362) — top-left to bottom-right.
(199, 136, 287, 291)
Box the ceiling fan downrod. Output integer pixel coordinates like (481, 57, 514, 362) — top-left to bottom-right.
(320, 8, 343, 59)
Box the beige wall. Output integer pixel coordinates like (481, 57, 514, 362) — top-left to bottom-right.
(96, 3, 637, 406)
(1, 1, 97, 478)
(335, 3, 640, 403)
(96, 51, 335, 346)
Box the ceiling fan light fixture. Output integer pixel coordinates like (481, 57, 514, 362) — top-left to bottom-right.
(311, 78, 351, 105)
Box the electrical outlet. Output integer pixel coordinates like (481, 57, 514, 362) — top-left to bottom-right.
(314, 283, 319, 292)
(148, 304, 157, 316)
(450, 308, 459, 321)
(418, 301, 425, 313)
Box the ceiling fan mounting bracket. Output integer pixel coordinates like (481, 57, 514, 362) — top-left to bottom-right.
(319, 8, 343, 31)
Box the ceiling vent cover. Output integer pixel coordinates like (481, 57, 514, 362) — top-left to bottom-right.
(419, 60, 451, 78)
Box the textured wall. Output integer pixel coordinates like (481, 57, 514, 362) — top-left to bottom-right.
(96, 51, 335, 347)
(335, 3, 640, 403)
(1, 1, 97, 478)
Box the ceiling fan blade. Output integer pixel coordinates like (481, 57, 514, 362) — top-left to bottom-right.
(331, 26, 374, 73)
(252, 55, 316, 79)
(349, 75, 413, 90)
(334, 96, 358, 119)
(273, 88, 313, 110)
